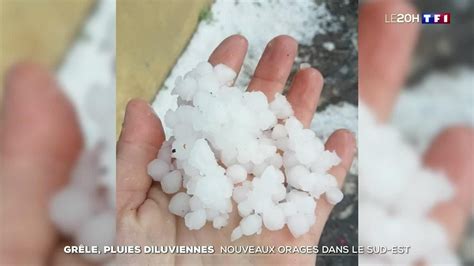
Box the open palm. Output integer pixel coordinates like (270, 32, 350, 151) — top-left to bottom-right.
(116, 35, 355, 265)
(359, 0, 474, 250)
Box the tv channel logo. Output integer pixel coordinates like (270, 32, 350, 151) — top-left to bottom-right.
(385, 13, 450, 24)
(421, 13, 450, 24)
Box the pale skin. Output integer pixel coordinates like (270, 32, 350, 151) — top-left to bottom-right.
(0, 1, 472, 265)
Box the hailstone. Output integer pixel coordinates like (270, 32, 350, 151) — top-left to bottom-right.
(147, 62, 345, 241)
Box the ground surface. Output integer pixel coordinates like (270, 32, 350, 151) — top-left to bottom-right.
(0, 0, 93, 103)
(307, 1, 358, 265)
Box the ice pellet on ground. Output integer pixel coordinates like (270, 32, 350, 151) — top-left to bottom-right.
(147, 62, 345, 241)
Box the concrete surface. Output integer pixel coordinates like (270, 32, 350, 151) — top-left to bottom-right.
(0, 0, 94, 100)
(116, 0, 212, 135)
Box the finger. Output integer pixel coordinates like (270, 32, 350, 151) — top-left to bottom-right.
(311, 129, 356, 240)
(248, 35, 298, 101)
(208, 34, 248, 74)
(359, 1, 419, 121)
(0, 63, 82, 265)
(116, 99, 165, 214)
(286, 67, 324, 128)
(424, 126, 474, 247)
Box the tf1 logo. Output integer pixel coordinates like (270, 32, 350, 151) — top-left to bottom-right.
(385, 13, 450, 24)
(422, 13, 451, 24)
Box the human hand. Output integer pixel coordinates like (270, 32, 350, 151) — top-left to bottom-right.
(360, 0, 474, 248)
(115, 35, 356, 265)
(0, 63, 94, 265)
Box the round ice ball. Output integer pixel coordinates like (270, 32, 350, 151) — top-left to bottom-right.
(168, 192, 191, 217)
(262, 206, 285, 231)
(189, 196, 204, 211)
(231, 226, 243, 242)
(240, 214, 262, 236)
(226, 164, 248, 184)
(271, 124, 287, 139)
(287, 214, 310, 238)
(214, 64, 236, 85)
(161, 170, 182, 194)
(212, 214, 229, 229)
(184, 209, 207, 230)
(325, 187, 343, 205)
(147, 159, 170, 182)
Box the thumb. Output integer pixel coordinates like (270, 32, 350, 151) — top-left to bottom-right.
(0, 63, 83, 264)
(424, 126, 474, 247)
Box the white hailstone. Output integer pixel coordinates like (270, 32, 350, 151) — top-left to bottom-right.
(157, 140, 173, 164)
(151, 62, 344, 241)
(168, 192, 191, 217)
(275, 137, 289, 151)
(272, 124, 287, 139)
(325, 187, 344, 205)
(161, 170, 182, 194)
(173, 76, 197, 101)
(280, 202, 297, 217)
(189, 196, 204, 211)
(287, 165, 310, 189)
(237, 200, 253, 217)
(359, 101, 457, 264)
(299, 63, 311, 69)
(287, 214, 311, 238)
(267, 153, 283, 169)
(240, 214, 263, 236)
(226, 164, 248, 183)
(231, 226, 243, 242)
(187, 139, 219, 174)
(287, 190, 316, 215)
(310, 150, 340, 173)
(282, 151, 299, 169)
(50, 187, 94, 235)
(310, 174, 336, 198)
(194, 175, 233, 205)
(214, 64, 236, 85)
(232, 184, 250, 203)
(212, 214, 229, 229)
(262, 205, 285, 231)
(272, 184, 287, 202)
(147, 159, 170, 181)
(184, 209, 207, 230)
(251, 162, 269, 177)
(206, 208, 220, 221)
(195, 61, 213, 76)
(270, 93, 293, 119)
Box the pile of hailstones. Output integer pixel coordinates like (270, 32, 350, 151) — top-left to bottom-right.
(359, 102, 458, 265)
(148, 62, 343, 241)
(49, 86, 115, 263)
